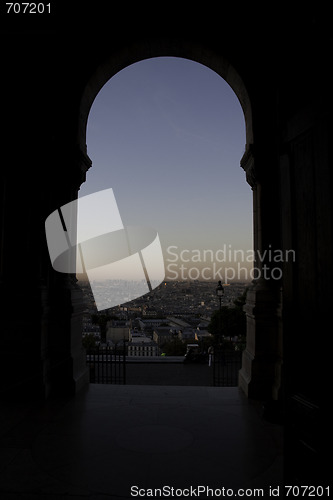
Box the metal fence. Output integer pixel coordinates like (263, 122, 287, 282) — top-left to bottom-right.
(86, 346, 126, 384)
(212, 349, 242, 387)
(86, 346, 243, 387)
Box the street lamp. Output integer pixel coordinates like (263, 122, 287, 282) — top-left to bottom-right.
(216, 280, 224, 307)
(216, 280, 224, 343)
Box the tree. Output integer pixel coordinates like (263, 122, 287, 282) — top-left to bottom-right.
(233, 288, 248, 309)
(82, 333, 97, 350)
(163, 337, 187, 356)
(91, 313, 119, 342)
(208, 290, 247, 345)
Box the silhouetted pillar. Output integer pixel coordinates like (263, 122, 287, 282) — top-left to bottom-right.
(0, 167, 53, 399)
(46, 273, 89, 397)
(44, 147, 91, 397)
(238, 145, 283, 399)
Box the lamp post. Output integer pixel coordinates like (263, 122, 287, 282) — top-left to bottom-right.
(216, 280, 224, 344)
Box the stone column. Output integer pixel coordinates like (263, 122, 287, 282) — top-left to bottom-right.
(46, 273, 89, 397)
(43, 146, 92, 397)
(67, 147, 92, 394)
(238, 146, 283, 400)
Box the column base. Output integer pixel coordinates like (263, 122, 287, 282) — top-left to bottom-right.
(239, 279, 282, 400)
(239, 349, 275, 399)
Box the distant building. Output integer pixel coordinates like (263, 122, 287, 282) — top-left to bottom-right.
(178, 328, 196, 341)
(195, 330, 212, 341)
(127, 332, 159, 356)
(138, 318, 166, 331)
(167, 317, 191, 329)
(153, 327, 175, 347)
(106, 320, 130, 344)
(129, 329, 145, 341)
(197, 320, 210, 330)
(142, 307, 157, 316)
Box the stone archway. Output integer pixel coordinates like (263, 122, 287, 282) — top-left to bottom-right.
(74, 40, 283, 401)
(2, 9, 330, 483)
(77, 40, 254, 154)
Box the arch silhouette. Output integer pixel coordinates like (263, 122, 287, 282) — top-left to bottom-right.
(75, 38, 278, 402)
(78, 54, 252, 303)
(78, 41, 253, 155)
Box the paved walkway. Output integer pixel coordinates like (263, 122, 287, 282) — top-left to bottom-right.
(0, 385, 283, 499)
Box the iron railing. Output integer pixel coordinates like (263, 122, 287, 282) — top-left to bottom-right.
(86, 346, 126, 384)
(86, 345, 243, 387)
(212, 349, 242, 387)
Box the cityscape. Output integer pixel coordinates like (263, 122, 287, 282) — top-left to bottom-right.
(79, 278, 249, 356)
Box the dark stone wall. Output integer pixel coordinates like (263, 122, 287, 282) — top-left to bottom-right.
(1, 4, 332, 482)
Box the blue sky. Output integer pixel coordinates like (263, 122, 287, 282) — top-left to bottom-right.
(79, 57, 253, 281)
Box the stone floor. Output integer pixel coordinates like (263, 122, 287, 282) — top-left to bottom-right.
(0, 385, 283, 499)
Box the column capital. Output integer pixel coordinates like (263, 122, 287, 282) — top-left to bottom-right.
(77, 146, 92, 187)
(240, 144, 256, 188)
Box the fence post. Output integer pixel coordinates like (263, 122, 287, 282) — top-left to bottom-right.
(123, 338, 126, 385)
